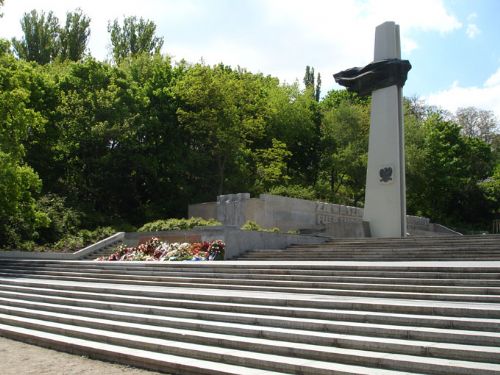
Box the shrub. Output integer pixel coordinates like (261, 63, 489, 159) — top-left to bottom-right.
(52, 226, 116, 252)
(241, 220, 280, 233)
(138, 217, 221, 232)
(268, 185, 317, 201)
(36, 194, 81, 244)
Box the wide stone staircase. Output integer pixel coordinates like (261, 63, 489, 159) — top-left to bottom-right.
(0, 254, 499, 374)
(239, 235, 500, 261)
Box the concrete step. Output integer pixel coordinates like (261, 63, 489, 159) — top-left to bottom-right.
(3, 258, 500, 267)
(3, 259, 500, 274)
(286, 247, 499, 252)
(275, 245, 500, 250)
(286, 244, 500, 250)
(2, 285, 500, 332)
(1, 295, 499, 347)
(308, 235, 500, 245)
(0, 323, 292, 375)
(239, 253, 500, 258)
(249, 249, 500, 257)
(238, 253, 500, 259)
(240, 255, 500, 260)
(287, 247, 500, 252)
(1, 267, 500, 287)
(238, 258, 500, 262)
(2, 268, 500, 295)
(274, 236, 500, 262)
(3, 285, 500, 333)
(0, 314, 419, 375)
(2, 277, 500, 319)
(1, 312, 500, 374)
(2, 304, 500, 368)
(241, 249, 500, 254)
(2, 265, 500, 286)
(2, 272, 500, 302)
(243, 251, 500, 256)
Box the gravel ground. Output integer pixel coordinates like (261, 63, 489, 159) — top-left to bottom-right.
(0, 336, 166, 375)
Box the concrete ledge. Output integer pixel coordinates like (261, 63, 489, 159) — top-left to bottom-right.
(0, 232, 125, 260)
(0, 250, 75, 260)
(73, 232, 125, 258)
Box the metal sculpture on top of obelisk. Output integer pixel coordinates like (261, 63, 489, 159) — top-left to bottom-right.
(334, 21, 411, 238)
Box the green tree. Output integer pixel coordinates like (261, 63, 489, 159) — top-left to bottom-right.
(60, 9, 91, 61)
(35, 194, 81, 244)
(117, 54, 187, 219)
(47, 55, 190, 224)
(12, 10, 60, 64)
(479, 164, 500, 220)
(175, 64, 245, 196)
(175, 64, 272, 197)
(304, 66, 315, 90)
(0, 39, 9, 55)
(491, 133, 500, 163)
(318, 95, 369, 205)
(0, 52, 49, 246)
(108, 16, 164, 63)
(254, 139, 291, 192)
(315, 72, 322, 102)
(303, 65, 321, 102)
(22, 61, 61, 197)
(406, 110, 494, 229)
(265, 82, 321, 187)
(53, 58, 147, 222)
(456, 106, 498, 144)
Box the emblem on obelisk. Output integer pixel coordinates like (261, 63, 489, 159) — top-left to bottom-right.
(379, 167, 393, 183)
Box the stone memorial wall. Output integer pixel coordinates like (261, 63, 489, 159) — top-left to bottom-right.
(189, 193, 455, 237)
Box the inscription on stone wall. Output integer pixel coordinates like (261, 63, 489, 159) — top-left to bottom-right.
(316, 202, 363, 225)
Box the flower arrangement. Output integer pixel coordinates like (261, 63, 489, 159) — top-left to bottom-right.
(96, 237, 225, 262)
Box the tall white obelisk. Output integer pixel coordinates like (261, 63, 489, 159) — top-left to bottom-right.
(363, 21, 406, 238)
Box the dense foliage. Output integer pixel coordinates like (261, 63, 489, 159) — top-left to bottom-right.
(241, 221, 280, 233)
(0, 8, 498, 249)
(108, 16, 164, 63)
(138, 217, 221, 232)
(12, 9, 91, 64)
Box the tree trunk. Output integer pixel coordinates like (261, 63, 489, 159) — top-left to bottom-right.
(217, 155, 226, 196)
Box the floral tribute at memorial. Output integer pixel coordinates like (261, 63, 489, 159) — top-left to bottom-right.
(96, 237, 225, 261)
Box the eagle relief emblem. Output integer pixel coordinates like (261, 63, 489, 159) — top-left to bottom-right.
(379, 167, 393, 183)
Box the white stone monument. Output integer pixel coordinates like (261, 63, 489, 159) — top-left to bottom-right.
(334, 21, 410, 238)
(363, 21, 406, 238)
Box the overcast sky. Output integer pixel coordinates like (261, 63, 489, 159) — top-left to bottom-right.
(1, 0, 500, 119)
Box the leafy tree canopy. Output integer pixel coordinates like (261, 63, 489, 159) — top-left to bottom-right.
(108, 16, 164, 63)
(60, 8, 91, 61)
(12, 9, 60, 65)
(11, 8, 91, 63)
(0, 53, 50, 246)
